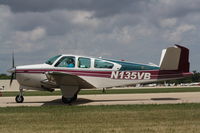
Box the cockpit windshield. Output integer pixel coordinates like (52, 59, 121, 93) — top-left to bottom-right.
(45, 55, 61, 65)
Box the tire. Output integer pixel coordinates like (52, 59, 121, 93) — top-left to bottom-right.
(72, 94, 77, 101)
(62, 96, 72, 104)
(15, 95, 24, 103)
(62, 95, 77, 104)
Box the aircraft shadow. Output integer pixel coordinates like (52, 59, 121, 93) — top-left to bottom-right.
(42, 97, 180, 106)
(41, 98, 151, 106)
(151, 98, 180, 101)
(77, 97, 180, 103)
(14, 97, 180, 106)
(42, 98, 93, 106)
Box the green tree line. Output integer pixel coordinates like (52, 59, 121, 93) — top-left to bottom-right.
(0, 74, 11, 79)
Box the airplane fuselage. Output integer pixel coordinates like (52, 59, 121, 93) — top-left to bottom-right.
(15, 55, 191, 91)
(8, 45, 192, 103)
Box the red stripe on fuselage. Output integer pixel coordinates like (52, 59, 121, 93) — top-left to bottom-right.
(15, 69, 192, 80)
(16, 69, 112, 78)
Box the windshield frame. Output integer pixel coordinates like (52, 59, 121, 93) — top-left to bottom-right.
(45, 55, 61, 65)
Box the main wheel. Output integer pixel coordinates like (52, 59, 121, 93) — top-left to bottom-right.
(72, 94, 77, 101)
(15, 95, 24, 103)
(62, 96, 73, 104)
(62, 95, 77, 104)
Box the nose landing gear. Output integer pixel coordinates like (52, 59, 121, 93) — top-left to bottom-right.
(15, 88, 24, 103)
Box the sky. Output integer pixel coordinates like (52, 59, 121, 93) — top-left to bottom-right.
(0, 0, 200, 73)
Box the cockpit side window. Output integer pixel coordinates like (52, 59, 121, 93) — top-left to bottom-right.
(55, 56, 75, 68)
(45, 55, 61, 65)
(78, 57, 91, 68)
(94, 59, 114, 69)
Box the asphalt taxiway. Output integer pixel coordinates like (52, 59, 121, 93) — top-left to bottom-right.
(0, 92, 200, 107)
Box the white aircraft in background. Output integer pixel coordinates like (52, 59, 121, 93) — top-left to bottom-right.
(8, 45, 192, 104)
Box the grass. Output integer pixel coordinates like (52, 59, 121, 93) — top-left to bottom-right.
(0, 104, 200, 133)
(1, 87, 200, 97)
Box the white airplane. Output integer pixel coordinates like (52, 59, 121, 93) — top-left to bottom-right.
(8, 45, 192, 104)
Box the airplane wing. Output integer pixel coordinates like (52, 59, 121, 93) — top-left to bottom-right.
(43, 71, 95, 89)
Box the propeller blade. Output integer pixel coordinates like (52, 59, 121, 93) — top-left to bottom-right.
(12, 52, 15, 68)
(10, 73, 14, 86)
(9, 52, 16, 86)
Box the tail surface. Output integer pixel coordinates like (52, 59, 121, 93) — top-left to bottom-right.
(159, 45, 190, 72)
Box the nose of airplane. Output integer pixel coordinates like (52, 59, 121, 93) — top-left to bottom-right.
(7, 67, 16, 86)
(7, 67, 16, 74)
(8, 52, 16, 86)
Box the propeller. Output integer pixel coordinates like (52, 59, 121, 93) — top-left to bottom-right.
(7, 52, 16, 86)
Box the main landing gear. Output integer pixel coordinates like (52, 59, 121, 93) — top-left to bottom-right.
(62, 94, 77, 104)
(60, 86, 79, 104)
(15, 88, 24, 103)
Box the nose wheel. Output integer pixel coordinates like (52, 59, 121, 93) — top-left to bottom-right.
(15, 95, 24, 103)
(15, 88, 24, 103)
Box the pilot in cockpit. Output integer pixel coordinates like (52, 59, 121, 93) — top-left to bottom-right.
(67, 58, 75, 68)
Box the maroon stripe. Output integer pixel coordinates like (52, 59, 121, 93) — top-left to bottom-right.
(16, 69, 192, 80)
(16, 69, 112, 78)
(16, 69, 112, 74)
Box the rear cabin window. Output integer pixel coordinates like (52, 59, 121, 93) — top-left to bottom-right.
(55, 56, 75, 68)
(78, 57, 91, 68)
(94, 59, 114, 69)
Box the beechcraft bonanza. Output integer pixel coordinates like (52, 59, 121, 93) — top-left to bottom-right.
(8, 45, 192, 104)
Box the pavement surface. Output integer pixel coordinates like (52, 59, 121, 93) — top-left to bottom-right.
(0, 92, 200, 107)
